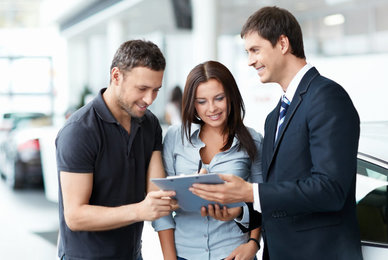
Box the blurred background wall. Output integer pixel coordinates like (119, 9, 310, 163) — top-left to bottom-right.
(0, 0, 387, 132)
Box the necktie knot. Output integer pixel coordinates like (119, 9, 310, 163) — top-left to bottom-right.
(279, 95, 290, 118)
(275, 95, 290, 142)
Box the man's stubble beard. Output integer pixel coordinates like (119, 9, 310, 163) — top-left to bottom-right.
(117, 98, 144, 119)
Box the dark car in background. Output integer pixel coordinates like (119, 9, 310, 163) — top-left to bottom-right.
(357, 121, 388, 259)
(0, 112, 50, 189)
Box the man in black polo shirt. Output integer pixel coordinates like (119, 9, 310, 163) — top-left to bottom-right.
(56, 40, 176, 260)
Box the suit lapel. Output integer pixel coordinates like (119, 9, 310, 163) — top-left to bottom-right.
(268, 100, 281, 149)
(262, 106, 279, 182)
(264, 67, 320, 180)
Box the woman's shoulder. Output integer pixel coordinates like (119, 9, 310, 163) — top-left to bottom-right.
(164, 124, 182, 142)
(166, 124, 181, 135)
(246, 126, 263, 143)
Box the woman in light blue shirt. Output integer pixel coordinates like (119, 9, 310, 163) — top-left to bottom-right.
(153, 61, 262, 260)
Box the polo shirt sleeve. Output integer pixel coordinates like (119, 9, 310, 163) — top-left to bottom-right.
(56, 122, 98, 173)
(153, 117, 163, 151)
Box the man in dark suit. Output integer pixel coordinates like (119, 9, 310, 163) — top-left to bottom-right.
(190, 6, 363, 260)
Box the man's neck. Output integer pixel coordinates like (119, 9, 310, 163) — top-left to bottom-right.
(103, 86, 132, 133)
(279, 58, 307, 92)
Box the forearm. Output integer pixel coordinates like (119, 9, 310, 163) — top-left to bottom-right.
(244, 182, 254, 202)
(250, 227, 261, 240)
(158, 229, 177, 260)
(64, 202, 143, 231)
(247, 227, 261, 252)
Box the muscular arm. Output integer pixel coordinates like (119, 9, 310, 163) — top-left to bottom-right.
(147, 151, 168, 193)
(61, 167, 175, 231)
(61, 171, 138, 231)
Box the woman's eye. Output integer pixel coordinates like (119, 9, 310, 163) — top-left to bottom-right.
(196, 100, 206, 105)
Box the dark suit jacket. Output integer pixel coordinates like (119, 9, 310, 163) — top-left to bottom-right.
(248, 67, 363, 260)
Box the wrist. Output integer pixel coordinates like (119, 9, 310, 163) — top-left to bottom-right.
(247, 237, 260, 250)
(132, 202, 143, 222)
(245, 183, 254, 202)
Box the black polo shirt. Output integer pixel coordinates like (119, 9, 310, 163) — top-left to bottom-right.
(56, 88, 162, 259)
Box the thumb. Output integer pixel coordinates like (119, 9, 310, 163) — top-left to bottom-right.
(150, 190, 176, 198)
(198, 168, 208, 175)
(224, 253, 235, 260)
(218, 174, 236, 182)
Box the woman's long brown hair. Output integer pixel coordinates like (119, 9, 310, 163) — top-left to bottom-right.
(181, 60, 257, 160)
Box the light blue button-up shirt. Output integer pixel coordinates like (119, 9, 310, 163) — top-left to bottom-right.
(153, 124, 263, 260)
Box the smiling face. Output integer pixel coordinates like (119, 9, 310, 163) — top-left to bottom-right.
(112, 66, 163, 118)
(194, 79, 228, 131)
(244, 31, 285, 84)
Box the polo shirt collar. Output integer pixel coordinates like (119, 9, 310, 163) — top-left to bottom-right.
(93, 88, 144, 125)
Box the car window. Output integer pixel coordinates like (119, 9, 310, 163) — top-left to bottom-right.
(357, 158, 388, 245)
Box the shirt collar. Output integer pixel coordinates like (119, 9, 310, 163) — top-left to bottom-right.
(92, 88, 117, 124)
(189, 123, 239, 148)
(284, 63, 313, 102)
(92, 88, 143, 125)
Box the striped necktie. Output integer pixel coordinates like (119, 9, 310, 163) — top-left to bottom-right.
(275, 95, 290, 141)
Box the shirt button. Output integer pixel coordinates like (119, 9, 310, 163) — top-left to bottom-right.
(205, 249, 209, 252)
(203, 234, 207, 238)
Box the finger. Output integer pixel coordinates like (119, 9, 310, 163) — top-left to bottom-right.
(152, 197, 175, 207)
(200, 206, 208, 217)
(191, 183, 221, 192)
(169, 199, 179, 211)
(157, 209, 174, 218)
(171, 204, 179, 211)
(199, 168, 208, 174)
(222, 205, 229, 218)
(213, 204, 222, 219)
(218, 173, 237, 182)
(207, 204, 215, 218)
(189, 187, 220, 202)
(151, 205, 173, 213)
(224, 252, 236, 260)
(150, 190, 176, 198)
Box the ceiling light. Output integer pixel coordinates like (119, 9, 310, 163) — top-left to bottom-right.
(323, 14, 345, 26)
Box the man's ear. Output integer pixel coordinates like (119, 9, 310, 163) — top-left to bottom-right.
(278, 35, 290, 54)
(111, 67, 121, 84)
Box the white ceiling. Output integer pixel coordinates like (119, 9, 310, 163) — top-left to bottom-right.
(1, 0, 387, 34)
(0, 0, 42, 28)
(2, 0, 388, 54)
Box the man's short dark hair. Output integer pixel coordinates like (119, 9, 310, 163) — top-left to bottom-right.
(110, 39, 166, 73)
(241, 6, 305, 59)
